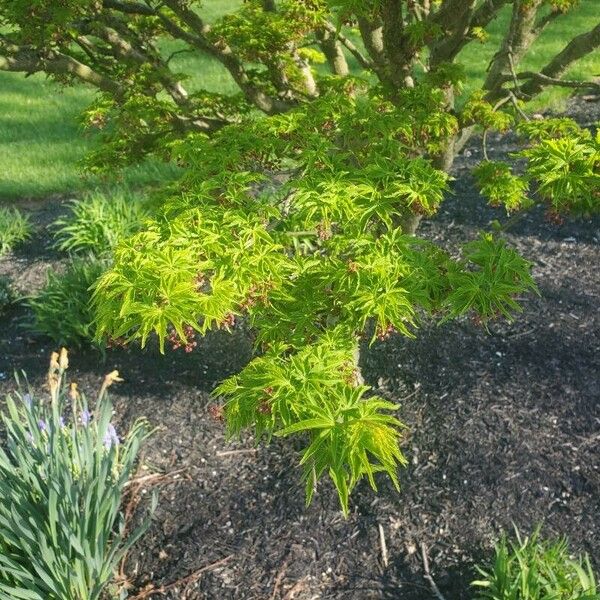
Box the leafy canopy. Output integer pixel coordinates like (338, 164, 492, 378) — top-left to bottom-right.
(3, 0, 599, 513)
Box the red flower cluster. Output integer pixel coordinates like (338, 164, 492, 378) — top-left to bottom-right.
(167, 325, 198, 353)
(376, 323, 396, 341)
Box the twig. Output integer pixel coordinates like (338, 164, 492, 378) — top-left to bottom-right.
(508, 91, 530, 122)
(117, 466, 191, 587)
(516, 71, 600, 93)
(129, 555, 233, 599)
(378, 523, 389, 568)
(482, 128, 489, 161)
(507, 327, 536, 339)
(270, 557, 290, 600)
(124, 467, 189, 488)
(420, 542, 447, 600)
(282, 576, 310, 600)
(400, 383, 421, 403)
(216, 448, 257, 457)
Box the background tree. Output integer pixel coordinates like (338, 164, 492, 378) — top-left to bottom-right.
(1, 0, 598, 513)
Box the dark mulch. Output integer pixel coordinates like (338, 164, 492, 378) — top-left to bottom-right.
(0, 98, 598, 600)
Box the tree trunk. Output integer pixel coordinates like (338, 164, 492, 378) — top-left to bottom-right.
(317, 29, 349, 76)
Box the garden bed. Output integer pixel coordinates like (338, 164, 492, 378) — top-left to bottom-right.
(0, 98, 598, 600)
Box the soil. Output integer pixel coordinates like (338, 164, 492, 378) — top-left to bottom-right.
(0, 98, 599, 600)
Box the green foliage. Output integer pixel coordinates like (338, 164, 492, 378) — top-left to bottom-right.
(461, 91, 514, 132)
(93, 88, 539, 512)
(444, 234, 537, 322)
(4, 0, 597, 514)
(0, 276, 16, 315)
(28, 259, 106, 347)
(217, 329, 406, 515)
(516, 118, 584, 141)
(210, 0, 325, 64)
(519, 130, 600, 215)
(53, 188, 151, 256)
(0, 206, 31, 256)
(473, 161, 531, 213)
(473, 526, 599, 600)
(0, 351, 153, 600)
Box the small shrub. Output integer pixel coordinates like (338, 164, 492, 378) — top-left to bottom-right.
(0, 206, 31, 256)
(53, 188, 150, 256)
(0, 276, 16, 316)
(473, 526, 599, 600)
(28, 259, 106, 347)
(0, 349, 153, 600)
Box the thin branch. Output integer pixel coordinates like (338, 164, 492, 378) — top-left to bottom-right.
(322, 21, 373, 70)
(161, 0, 291, 114)
(103, 0, 155, 15)
(420, 543, 447, 600)
(128, 555, 233, 599)
(519, 22, 600, 98)
(515, 71, 600, 94)
(484, 0, 545, 98)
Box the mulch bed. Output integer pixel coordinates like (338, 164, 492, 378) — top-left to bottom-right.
(0, 98, 598, 600)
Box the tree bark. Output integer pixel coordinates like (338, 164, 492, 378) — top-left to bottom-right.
(0, 47, 124, 97)
(316, 29, 349, 76)
(484, 0, 544, 99)
(519, 22, 600, 98)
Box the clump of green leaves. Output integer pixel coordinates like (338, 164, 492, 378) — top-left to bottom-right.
(53, 188, 151, 257)
(217, 328, 406, 515)
(519, 129, 600, 215)
(93, 89, 538, 512)
(0, 276, 16, 315)
(28, 259, 106, 347)
(0, 350, 153, 600)
(0, 206, 31, 257)
(473, 526, 599, 600)
(461, 91, 514, 132)
(473, 161, 531, 213)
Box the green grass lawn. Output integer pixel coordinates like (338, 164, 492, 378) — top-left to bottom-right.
(0, 74, 184, 199)
(0, 0, 598, 199)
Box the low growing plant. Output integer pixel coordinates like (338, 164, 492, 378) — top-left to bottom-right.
(0, 206, 31, 257)
(473, 526, 599, 600)
(53, 188, 151, 257)
(0, 349, 153, 600)
(0, 276, 16, 316)
(28, 258, 106, 347)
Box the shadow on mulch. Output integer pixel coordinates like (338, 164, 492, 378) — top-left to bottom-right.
(0, 99, 598, 599)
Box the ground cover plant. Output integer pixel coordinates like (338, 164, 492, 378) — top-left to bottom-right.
(27, 259, 107, 348)
(0, 350, 152, 600)
(0, 206, 31, 257)
(473, 527, 599, 600)
(52, 188, 152, 257)
(1, 0, 599, 514)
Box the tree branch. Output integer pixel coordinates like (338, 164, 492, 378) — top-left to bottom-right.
(0, 44, 124, 97)
(160, 0, 291, 114)
(102, 0, 155, 16)
(83, 19, 191, 107)
(513, 71, 600, 93)
(484, 0, 545, 98)
(381, 0, 415, 87)
(322, 21, 371, 71)
(429, 0, 477, 67)
(357, 15, 389, 83)
(518, 22, 600, 98)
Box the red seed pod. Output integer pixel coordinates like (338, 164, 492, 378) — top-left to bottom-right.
(258, 399, 272, 415)
(208, 404, 224, 421)
(545, 209, 564, 226)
